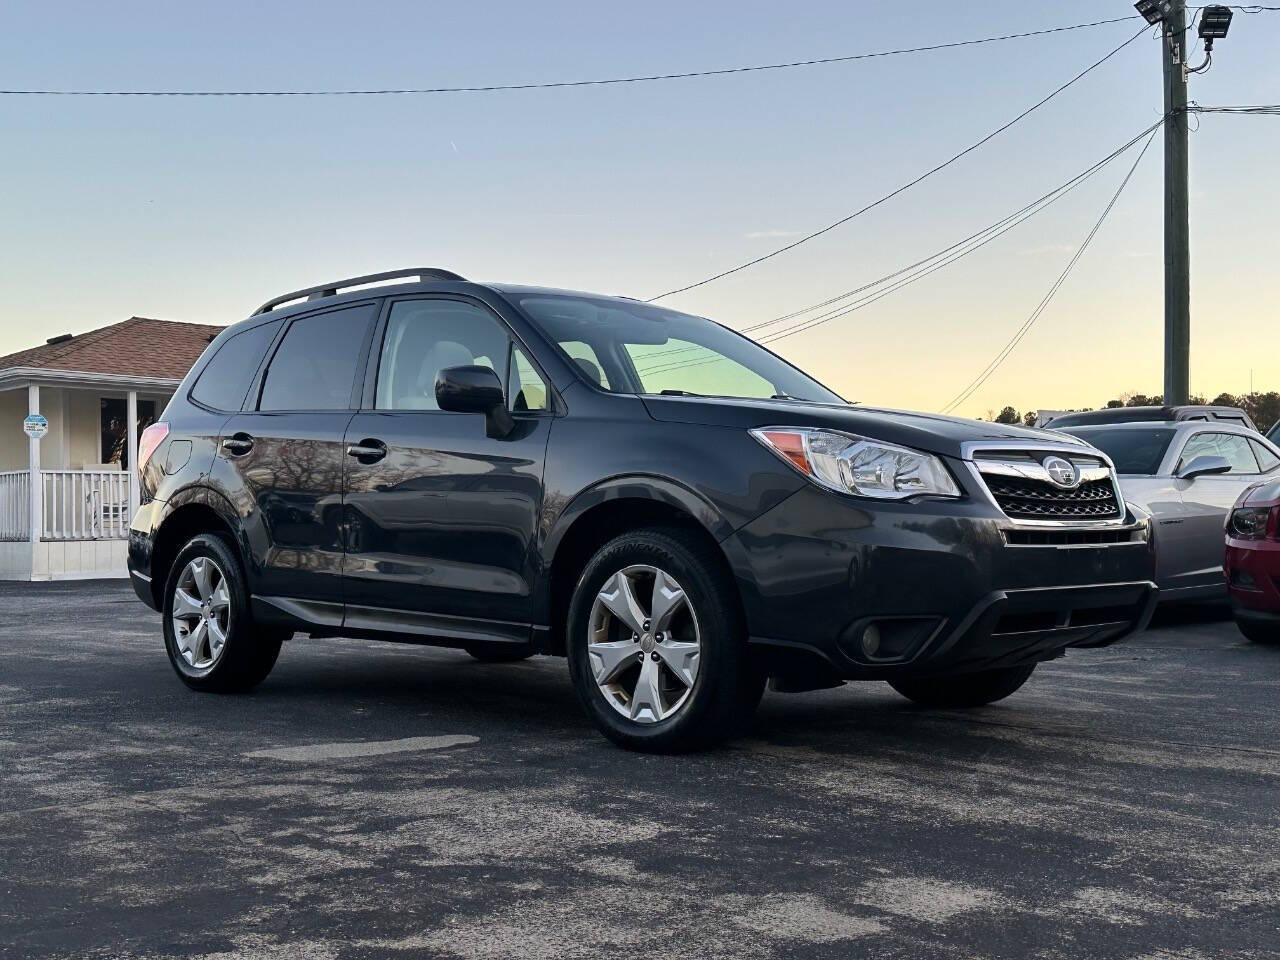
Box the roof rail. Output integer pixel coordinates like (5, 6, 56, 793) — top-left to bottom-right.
(252, 267, 467, 315)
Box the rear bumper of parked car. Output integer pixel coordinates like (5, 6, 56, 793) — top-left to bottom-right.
(721, 486, 1158, 681)
(1225, 537, 1280, 624)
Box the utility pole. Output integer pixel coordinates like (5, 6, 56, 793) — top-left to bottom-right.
(1162, 0, 1191, 405)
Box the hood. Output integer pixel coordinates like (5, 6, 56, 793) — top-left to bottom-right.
(639, 395, 1087, 459)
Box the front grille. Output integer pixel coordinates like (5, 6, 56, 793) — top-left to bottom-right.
(986, 476, 1122, 520)
(972, 448, 1123, 523)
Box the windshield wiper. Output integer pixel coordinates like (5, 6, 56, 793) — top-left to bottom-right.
(659, 389, 702, 397)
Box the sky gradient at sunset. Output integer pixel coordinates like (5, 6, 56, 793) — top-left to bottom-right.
(1, 1, 1277, 418)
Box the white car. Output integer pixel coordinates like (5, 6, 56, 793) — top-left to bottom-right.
(1065, 421, 1280, 601)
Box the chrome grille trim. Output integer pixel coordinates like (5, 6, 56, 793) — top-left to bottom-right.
(961, 440, 1128, 528)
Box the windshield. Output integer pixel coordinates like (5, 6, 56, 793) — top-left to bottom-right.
(517, 294, 844, 404)
(1065, 427, 1176, 475)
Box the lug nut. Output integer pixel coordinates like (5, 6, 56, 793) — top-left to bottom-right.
(632, 633, 639, 642)
(654, 632, 664, 642)
(642, 620, 651, 631)
(650, 652, 660, 662)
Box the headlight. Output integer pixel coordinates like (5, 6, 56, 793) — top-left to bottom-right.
(751, 427, 961, 501)
(1229, 506, 1273, 540)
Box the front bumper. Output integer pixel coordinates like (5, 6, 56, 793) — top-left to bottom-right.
(1225, 537, 1280, 621)
(721, 486, 1157, 680)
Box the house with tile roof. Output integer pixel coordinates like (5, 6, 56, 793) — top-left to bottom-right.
(0, 317, 221, 579)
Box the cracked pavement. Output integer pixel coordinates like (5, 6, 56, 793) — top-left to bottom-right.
(1, 581, 1277, 959)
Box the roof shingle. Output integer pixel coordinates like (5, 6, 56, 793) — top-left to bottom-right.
(0, 317, 223, 381)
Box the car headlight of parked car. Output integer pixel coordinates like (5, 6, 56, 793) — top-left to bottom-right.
(751, 427, 961, 501)
(1229, 506, 1277, 540)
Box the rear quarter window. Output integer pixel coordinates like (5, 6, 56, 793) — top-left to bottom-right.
(190, 319, 281, 412)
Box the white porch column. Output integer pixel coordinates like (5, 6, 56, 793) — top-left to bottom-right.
(28, 384, 40, 544)
(127, 390, 140, 520)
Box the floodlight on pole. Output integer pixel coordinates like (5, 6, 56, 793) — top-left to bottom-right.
(1135, 0, 1170, 25)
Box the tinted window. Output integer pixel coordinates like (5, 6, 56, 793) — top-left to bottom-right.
(258, 306, 375, 411)
(519, 294, 843, 403)
(1178, 433, 1259, 474)
(375, 299, 510, 411)
(190, 320, 280, 412)
(1065, 427, 1175, 475)
(1249, 440, 1279, 473)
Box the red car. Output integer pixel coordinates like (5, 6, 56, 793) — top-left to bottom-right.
(1225, 479, 1280, 644)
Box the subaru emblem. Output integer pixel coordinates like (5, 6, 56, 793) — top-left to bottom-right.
(1043, 456, 1079, 489)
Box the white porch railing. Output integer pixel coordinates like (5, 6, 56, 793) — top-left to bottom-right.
(41, 470, 132, 541)
(0, 471, 30, 541)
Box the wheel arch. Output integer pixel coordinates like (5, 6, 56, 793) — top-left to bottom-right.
(147, 486, 241, 608)
(539, 477, 740, 656)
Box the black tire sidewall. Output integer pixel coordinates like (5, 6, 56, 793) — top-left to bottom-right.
(566, 528, 753, 751)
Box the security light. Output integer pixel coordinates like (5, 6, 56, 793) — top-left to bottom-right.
(1134, 0, 1170, 25)
(1198, 5, 1233, 41)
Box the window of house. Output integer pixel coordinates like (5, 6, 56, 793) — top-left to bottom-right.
(375, 299, 511, 411)
(258, 305, 375, 411)
(100, 398, 157, 468)
(190, 319, 281, 412)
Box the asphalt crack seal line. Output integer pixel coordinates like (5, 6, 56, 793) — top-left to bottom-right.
(245, 734, 479, 761)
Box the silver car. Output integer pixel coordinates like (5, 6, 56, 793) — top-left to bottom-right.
(1064, 422, 1280, 601)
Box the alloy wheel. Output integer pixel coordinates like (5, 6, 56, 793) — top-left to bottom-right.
(171, 556, 232, 671)
(587, 564, 701, 723)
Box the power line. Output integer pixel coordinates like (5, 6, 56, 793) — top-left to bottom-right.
(0, 17, 1144, 97)
(645, 25, 1150, 302)
(937, 126, 1160, 416)
(634, 118, 1167, 378)
(1188, 103, 1280, 114)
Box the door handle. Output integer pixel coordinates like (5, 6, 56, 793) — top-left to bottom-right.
(347, 439, 388, 463)
(221, 434, 254, 455)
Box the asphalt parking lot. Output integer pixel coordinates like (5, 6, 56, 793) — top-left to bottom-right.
(1, 581, 1277, 960)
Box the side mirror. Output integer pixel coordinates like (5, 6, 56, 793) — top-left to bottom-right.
(1177, 454, 1232, 480)
(435, 365, 514, 439)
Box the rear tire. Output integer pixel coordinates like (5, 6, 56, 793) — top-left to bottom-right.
(566, 527, 763, 753)
(162, 533, 288, 693)
(1237, 618, 1280, 645)
(889, 664, 1036, 708)
(464, 642, 535, 663)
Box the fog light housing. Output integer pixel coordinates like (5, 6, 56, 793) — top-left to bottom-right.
(861, 624, 882, 658)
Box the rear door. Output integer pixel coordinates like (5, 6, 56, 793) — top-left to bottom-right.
(1173, 431, 1263, 590)
(216, 302, 378, 621)
(341, 295, 553, 643)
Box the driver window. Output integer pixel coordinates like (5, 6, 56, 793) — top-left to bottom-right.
(375, 299, 510, 411)
(1179, 433, 1259, 474)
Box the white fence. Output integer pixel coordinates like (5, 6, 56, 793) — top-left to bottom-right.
(40, 470, 132, 541)
(1, 469, 131, 542)
(0, 471, 30, 541)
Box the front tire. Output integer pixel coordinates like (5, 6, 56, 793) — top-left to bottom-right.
(566, 527, 763, 753)
(1237, 618, 1280, 645)
(162, 533, 287, 693)
(889, 664, 1036, 708)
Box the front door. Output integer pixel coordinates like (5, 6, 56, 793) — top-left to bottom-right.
(342, 296, 553, 643)
(1173, 431, 1265, 591)
(217, 301, 378, 617)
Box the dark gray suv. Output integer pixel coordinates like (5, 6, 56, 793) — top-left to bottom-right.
(128, 268, 1157, 751)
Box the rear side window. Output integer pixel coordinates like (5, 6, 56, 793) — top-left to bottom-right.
(190, 319, 281, 412)
(1250, 440, 1280, 473)
(259, 305, 375, 411)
